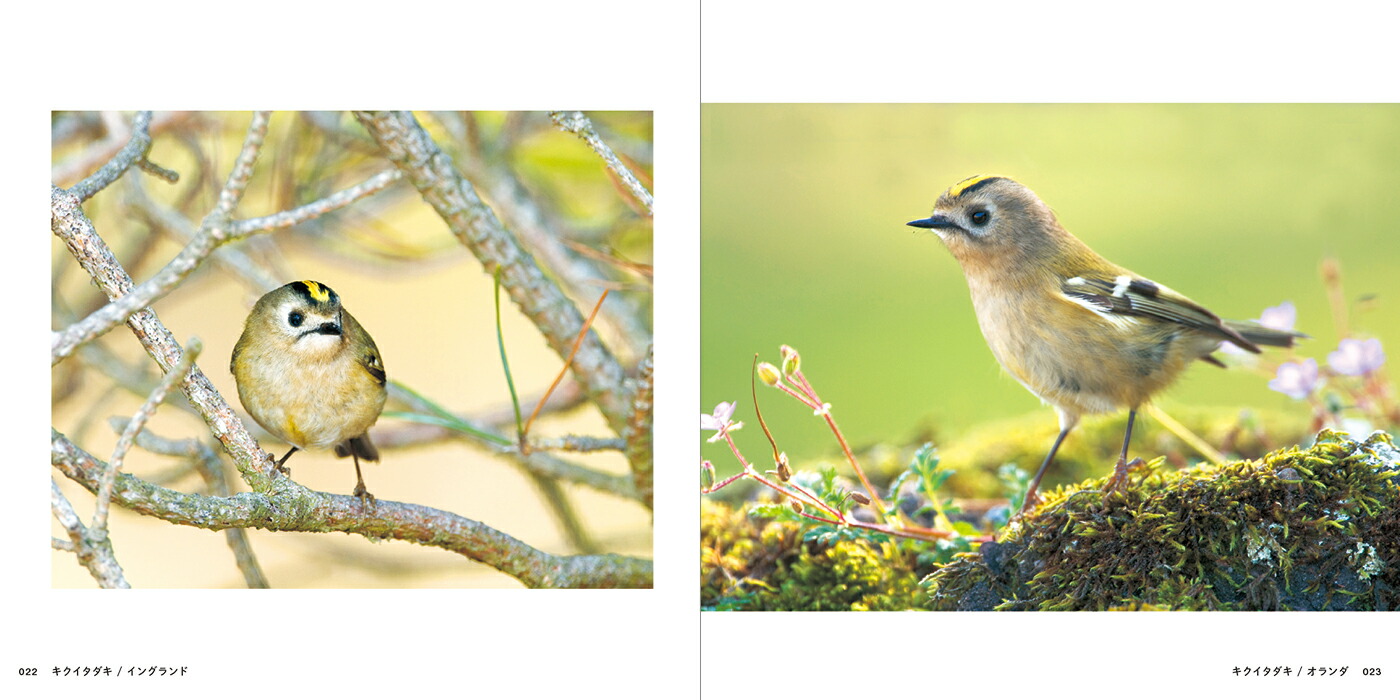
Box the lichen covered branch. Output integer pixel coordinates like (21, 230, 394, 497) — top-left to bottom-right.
(53, 431, 652, 588)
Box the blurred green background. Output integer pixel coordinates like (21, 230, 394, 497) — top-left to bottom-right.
(701, 104, 1400, 478)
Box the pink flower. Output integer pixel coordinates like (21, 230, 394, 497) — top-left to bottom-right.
(1258, 302, 1298, 332)
(1328, 338, 1385, 376)
(1268, 358, 1320, 400)
(701, 401, 742, 443)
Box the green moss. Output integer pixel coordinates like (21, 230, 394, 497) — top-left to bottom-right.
(923, 430, 1400, 611)
(701, 501, 928, 611)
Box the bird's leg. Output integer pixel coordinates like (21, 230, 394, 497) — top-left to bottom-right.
(274, 446, 298, 476)
(351, 453, 377, 510)
(1104, 409, 1141, 495)
(1020, 426, 1071, 515)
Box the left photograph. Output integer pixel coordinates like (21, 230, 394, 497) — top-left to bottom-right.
(51, 111, 653, 588)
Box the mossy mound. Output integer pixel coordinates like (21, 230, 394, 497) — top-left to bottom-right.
(923, 430, 1400, 611)
(701, 500, 927, 611)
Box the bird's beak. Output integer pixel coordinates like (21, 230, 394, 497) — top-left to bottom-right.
(313, 321, 342, 336)
(907, 214, 958, 230)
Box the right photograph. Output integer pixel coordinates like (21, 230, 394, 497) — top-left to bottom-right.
(700, 103, 1400, 611)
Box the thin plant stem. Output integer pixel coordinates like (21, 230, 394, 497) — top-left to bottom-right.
(494, 267, 524, 439)
(1145, 404, 1227, 465)
(521, 289, 611, 451)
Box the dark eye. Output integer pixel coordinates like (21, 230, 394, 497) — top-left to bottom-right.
(970, 210, 991, 226)
(288, 311, 304, 328)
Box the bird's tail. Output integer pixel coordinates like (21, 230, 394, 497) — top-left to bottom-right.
(1225, 320, 1306, 349)
(335, 433, 380, 462)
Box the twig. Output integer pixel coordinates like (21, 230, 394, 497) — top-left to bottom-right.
(96, 339, 203, 535)
(52, 166, 405, 365)
(63, 111, 153, 201)
(385, 383, 638, 500)
(51, 187, 276, 493)
(210, 111, 272, 218)
(52, 111, 193, 189)
(549, 111, 653, 215)
(229, 168, 402, 236)
(522, 289, 612, 448)
(107, 417, 270, 589)
(433, 111, 652, 353)
(53, 431, 651, 588)
(52, 479, 130, 589)
(125, 175, 284, 293)
(352, 111, 634, 439)
(55, 113, 276, 366)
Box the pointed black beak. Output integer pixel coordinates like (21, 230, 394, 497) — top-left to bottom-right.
(314, 321, 342, 336)
(907, 214, 958, 230)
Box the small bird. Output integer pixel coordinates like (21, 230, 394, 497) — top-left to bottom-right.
(907, 175, 1301, 513)
(231, 280, 387, 508)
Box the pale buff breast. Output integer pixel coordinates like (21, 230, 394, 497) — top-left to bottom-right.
(235, 343, 385, 451)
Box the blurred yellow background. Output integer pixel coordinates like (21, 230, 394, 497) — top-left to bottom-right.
(701, 104, 1400, 475)
(52, 111, 652, 587)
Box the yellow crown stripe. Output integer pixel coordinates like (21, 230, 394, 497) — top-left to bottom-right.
(948, 174, 1010, 198)
(300, 280, 331, 303)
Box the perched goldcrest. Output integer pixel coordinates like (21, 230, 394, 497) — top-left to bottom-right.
(908, 175, 1301, 512)
(231, 280, 387, 508)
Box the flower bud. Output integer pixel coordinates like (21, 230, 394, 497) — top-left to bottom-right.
(756, 362, 782, 387)
(780, 345, 801, 376)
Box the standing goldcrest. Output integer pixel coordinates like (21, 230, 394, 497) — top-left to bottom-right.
(231, 280, 387, 508)
(908, 175, 1301, 513)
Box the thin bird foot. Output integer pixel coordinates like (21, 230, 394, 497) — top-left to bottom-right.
(1017, 487, 1044, 516)
(353, 482, 378, 511)
(1103, 457, 1145, 496)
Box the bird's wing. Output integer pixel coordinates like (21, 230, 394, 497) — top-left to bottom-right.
(1060, 274, 1261, 352)
(358, 349, 386, 386)
(342, 309, 387, 385)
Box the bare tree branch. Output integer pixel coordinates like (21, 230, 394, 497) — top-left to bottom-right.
(230, 168, 402, 237)
(210, 111, 271, 219)
(52, 112, 194, 189)
(53, 432, 651, 588)
(125, 175, 284, 294)
(51, 186, 277, 493)
(65, 111, 154, 203)
(52, 167, 405, 365)
(386, 383, 638, 500)
(549, 111, 653, 215)
(433, 111, 652, 353)
(52, 478, 130, 589)
(351, 111, 636, 449)
(109, 417, 269, 589)
(94, 338, 203, 536)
